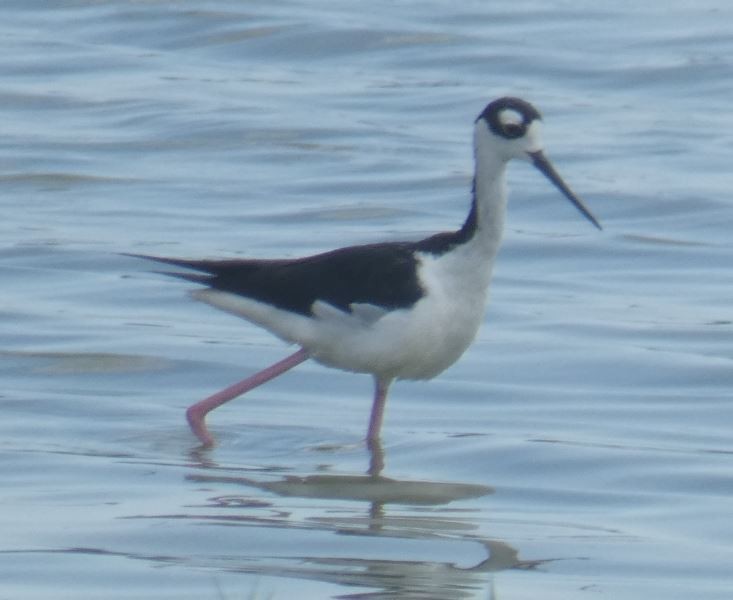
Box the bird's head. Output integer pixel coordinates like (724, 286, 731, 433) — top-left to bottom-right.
(474, 97, 602, 230)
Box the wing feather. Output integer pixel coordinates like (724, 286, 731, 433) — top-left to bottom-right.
(128, 243, 424, 316)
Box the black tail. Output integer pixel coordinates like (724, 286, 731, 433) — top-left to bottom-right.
(122, 252, 223, 285)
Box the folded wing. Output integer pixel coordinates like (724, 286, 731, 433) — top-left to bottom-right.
(128, 242, 425, 317)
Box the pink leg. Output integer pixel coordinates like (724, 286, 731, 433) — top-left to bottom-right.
(367, 436, 385, 477)
(186, 347, 310, 447)
(366, 377, 392, 442)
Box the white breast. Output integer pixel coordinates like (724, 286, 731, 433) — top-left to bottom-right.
(305, 245, 494, 381)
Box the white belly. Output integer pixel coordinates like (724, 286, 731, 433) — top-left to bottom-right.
(314, 294, 486, 380)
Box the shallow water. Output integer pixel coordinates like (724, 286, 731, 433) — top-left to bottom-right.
(2, 2, 733, 599)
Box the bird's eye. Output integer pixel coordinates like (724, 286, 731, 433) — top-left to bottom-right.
(502, 122, 524, 138)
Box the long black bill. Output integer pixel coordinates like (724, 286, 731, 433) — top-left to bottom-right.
(529, 150, 602, 230)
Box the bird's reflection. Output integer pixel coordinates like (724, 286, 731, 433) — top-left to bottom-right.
(189, 440, 491, 530)
(176, 437, 546, 598)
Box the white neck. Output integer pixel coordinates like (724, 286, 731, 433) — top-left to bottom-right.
(468, 124, 509, 259)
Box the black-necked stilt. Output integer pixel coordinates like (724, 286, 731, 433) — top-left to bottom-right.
(131, 97, 601, 447)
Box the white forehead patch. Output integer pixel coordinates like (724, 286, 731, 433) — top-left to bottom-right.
(498, 108, 523, 127)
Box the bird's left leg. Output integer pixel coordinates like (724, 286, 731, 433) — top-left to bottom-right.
(186, 347, 310, 447)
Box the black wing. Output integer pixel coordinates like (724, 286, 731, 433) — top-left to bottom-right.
(128, 242, 425, 316)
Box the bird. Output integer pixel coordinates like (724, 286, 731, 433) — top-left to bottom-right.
(130, 96, 601, 448)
